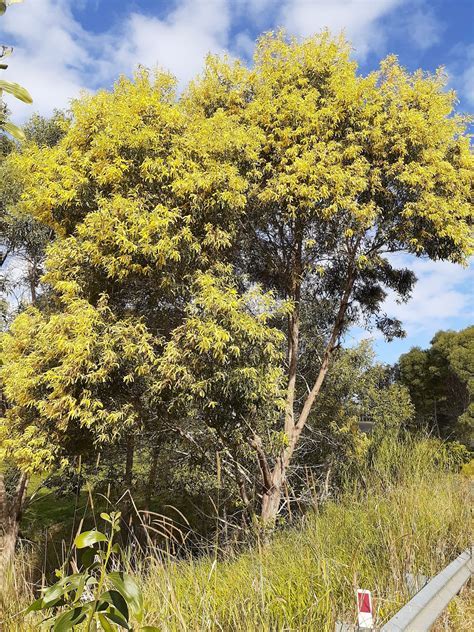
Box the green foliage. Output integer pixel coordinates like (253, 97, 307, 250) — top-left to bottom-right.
(28, 511, 158, 631)
(296, 342, 414, 478)
(133, 437, 472, 630)
(398, 325, 473, 442)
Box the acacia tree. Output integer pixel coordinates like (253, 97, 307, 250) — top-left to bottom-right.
(182, 32, 473, 521)
(0, 69, 282, 521)
(0, 32, 472, 533)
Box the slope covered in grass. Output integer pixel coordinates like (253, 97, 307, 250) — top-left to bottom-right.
(2, 437, 472, 631)
(141, 473, 470, 630)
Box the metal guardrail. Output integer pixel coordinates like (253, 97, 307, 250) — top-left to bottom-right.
(381, 546, 473, 631)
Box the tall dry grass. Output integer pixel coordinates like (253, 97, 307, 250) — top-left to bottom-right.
(1, 436, 472, 631)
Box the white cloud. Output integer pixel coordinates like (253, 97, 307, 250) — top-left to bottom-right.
(1, 0, 446, 122)
(381, 254, 473, 337)
(449, 44, 474, 107)
(0, 0, 233, 120)
(346, 255, 472, 362)
(0, 0, 104, 117)
(405, 8, 442, 51)
(278, 0, 406, 59)
(108, 0, 232, 87)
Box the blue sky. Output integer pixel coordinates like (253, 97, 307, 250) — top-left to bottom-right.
(1, 0, 473, 363)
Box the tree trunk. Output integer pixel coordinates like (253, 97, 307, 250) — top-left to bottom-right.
(259, 265, 357, 524)
(27, 261, 39, 305)
(260, 236, 302, 523)
(260, 458, 284, 522)
(124, 435, 135, 490)
(0, 471, 28, 593)
(144, 444, 159, 510)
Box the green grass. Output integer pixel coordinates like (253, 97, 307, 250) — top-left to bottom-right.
(138, 472, 471, 631)
(2, 437, 472, 631)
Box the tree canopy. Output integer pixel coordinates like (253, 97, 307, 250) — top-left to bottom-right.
(398, 325, 473, 443)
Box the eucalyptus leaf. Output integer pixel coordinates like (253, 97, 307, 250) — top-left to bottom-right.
(103, 609, 131, 630)
(99, 590, 129, 621)
(108, 572, 144, 623)
(74, 529, 107, 549)
(43, 583, 69, 604)
(0, 79, 32, 102)
(2, 120, 25, 141)
(26, 597, 45, 613)
(98, 614, 115, 632)
(81, 546, 95, 569)
(52, 606, 87, 632)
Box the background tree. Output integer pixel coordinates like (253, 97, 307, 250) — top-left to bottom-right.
(294, 341, 414, 497)
(398, 326, 473, 443)
(1, 112, 66, 313)
(0, 0, 33, 590)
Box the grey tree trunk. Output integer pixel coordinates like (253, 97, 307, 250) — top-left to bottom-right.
(259, 264, 357, 525)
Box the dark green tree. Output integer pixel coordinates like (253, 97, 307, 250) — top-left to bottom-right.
(398, 326, 473, 443)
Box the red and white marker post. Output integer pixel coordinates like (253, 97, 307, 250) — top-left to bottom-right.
(356, 589, 374, 629)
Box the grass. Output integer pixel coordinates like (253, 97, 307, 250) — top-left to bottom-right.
(433, 585, 474, 631)
(138, 472, 471, 630)
(1, 437, 472, 631)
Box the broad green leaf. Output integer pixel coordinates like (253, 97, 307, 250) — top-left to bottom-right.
(0, 79, 32, 102)
(2, 121, 25, 141)
(58, 572, 86, 588)
(99, 590, 129, 621)
(81, 546, 96, 568)
(52, 607, 87, 632)
(74, 529, 107, 549)
(104, 609, 131, 629)
(0, 2, 6, 15)
(43, 583, 70, 604)
(108, 572, 143, 623)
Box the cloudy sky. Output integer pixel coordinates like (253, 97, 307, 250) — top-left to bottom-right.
(1, 0, 472, 363)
